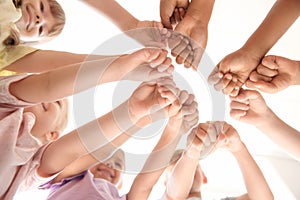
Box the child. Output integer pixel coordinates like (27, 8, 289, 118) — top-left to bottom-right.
(245, 55, 300, 93)
(0, 0, 65, 73)
(161, 121, 273, 200)
(208, 0, 300, 96)
(1, 0, 173, 76)
(39, 90, 198, 200)
(230, 89, 300, 161)
(0, 48, 174, 199)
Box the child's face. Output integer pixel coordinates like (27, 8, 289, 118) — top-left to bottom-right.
(15, 0, 56, 42)
(24, 99, 68, 143)
(90, 150, 125, 187)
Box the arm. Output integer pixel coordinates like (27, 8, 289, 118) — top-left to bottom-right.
(210, 122, 273, 200)
(163, 132, 202, 200)
(84, 0, 138, 32)
(241, 0, 300, 58)
(9, 48, 166, 103)
(51, 117, 149, 183)
(230, 89, 300, 161)
(232, 143, 274, 200)
(128, 92, 199, 199)
(5, 50, 112, 73)
(127, 121, 183, 200)
(38, 80, 178, 177)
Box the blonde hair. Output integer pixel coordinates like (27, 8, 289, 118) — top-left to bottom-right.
(3, 0, 66, 47)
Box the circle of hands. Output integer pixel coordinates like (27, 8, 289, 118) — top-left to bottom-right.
(124, 0, 297, 160)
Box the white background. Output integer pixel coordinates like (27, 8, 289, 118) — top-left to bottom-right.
(14, 0, 300, 199)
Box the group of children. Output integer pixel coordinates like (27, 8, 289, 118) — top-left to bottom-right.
(1, 0, 300, 199)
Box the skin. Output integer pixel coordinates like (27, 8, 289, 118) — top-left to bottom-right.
(230, 89, 300, 161)
(208, 0, 300, 96)
(15, 0, 56, 42)
(246, 55, 300, 93)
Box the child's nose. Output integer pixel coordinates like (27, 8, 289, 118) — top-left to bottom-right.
(35, 15, 44, 25)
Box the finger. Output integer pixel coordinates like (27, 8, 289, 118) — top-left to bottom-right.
(249, 71, 273, 82)
(178, 90, 189, 104)
(230, 109, 247, 120)
(178, 7, 186, 18)
(208, 66, 224, 85)
(184, 94, 195, 105)
(174, 8, 181, 23)
(246, 80, 277, 94)
(181, 101, 198, 115)
(257, 65, 278, 77)
(191, 47, 203, 70)
(214, 73, 233, 91)
(171, 37, 189, 57)
(207, 122, 218, 143)
(230, 101, 249, 111)
(150, 49, 168, 67)
(184, 111, 199, 121)
(184, 53, 194, 68)
(176, 45, 192, 65)
(156, 57, 173, 72)
(168, 33, 184, 50)
(261, 55, 279, 70)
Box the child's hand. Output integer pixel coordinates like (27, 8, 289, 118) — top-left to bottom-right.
(185, 128, 205, 160)
(126, 21, 171, 49)
(123, 56, 174, 81)
(171, 90, 198, 134)
(246, 55, 300, 93)
(129, 77, 178, 120)
(214, 122, 244, 153)
(192, 121, 223, 159)
(230, 89, 272, 127)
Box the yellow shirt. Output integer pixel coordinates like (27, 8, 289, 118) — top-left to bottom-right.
(0, 0, 37, 75)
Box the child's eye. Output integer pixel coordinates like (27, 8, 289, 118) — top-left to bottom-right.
(40, 2, 44, 12)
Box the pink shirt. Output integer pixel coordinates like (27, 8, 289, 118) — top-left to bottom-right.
(44, 171, 127, 200)
(0, 75, 56, 200)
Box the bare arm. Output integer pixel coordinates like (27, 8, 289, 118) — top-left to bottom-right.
(9, 48, 164, 103)
(232, 143, 274, 200)
(50, 118, 147, 183)
(255, 111, 300, 162)
(84, 0, 138, 32)
(5, 50, 112, 73)
(242, 0, 300, 58)
(127, 122, 183, 200)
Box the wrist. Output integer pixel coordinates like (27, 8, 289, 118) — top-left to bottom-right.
(292, 60, 300, 85)
(231, 142, 247, 155)
(184, 147, 201, 160)
(186, 0, 214, 25)
(239, 45, 264, 62)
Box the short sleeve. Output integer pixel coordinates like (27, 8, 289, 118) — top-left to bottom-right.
(0, 45, 38, 70)
(0, 74, 35, 108)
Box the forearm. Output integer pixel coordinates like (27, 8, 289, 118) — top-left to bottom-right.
(256, 110, 300, 161)
(50, 121, 146, 183)
(84, 0, 138, 31)
(128, 123, 182, 200)
(165, 150, 199, 200)
(5, 50, 113, 73)
(186, 0, 215, 25)
(242, 0, 300, 58)
(9, 55, 129, 103)
(38, 100, 139, 177)
(292, 60, 300, 85)
(232, 144, 273, 200)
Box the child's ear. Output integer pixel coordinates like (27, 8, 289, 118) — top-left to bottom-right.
(46, 131, 60, 141)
